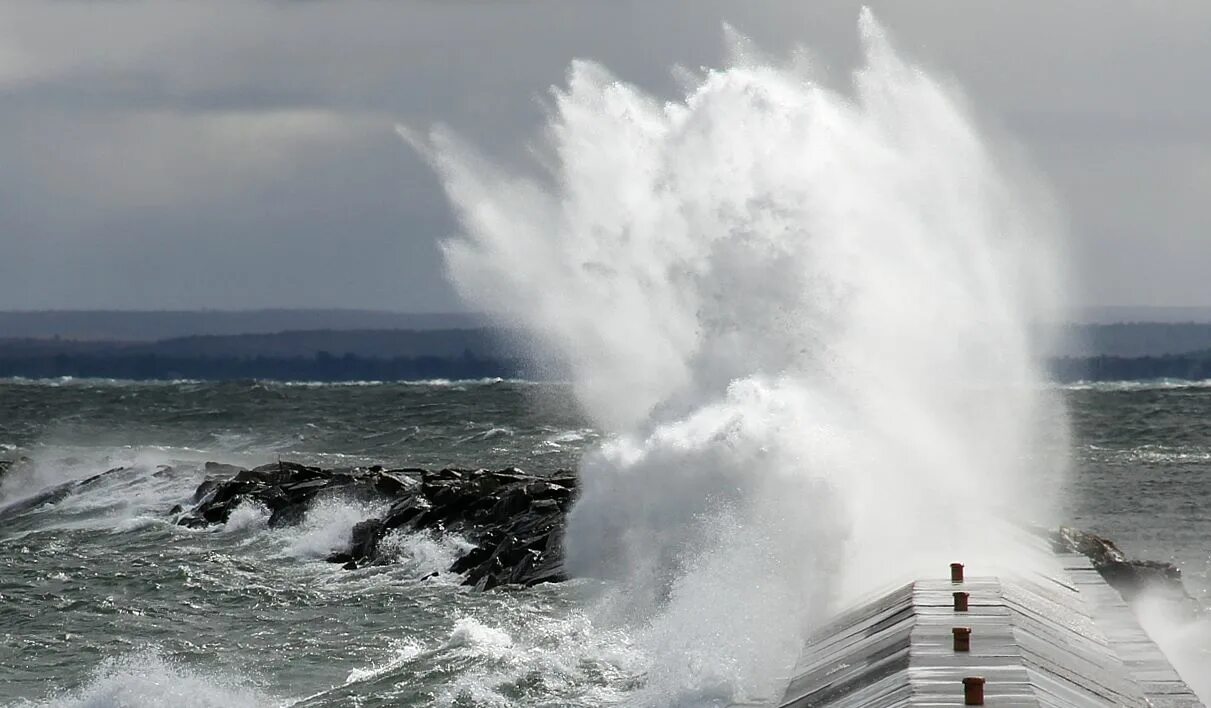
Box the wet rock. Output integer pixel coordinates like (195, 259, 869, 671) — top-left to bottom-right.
(347, 518, 385, 562)
(78, 466, 127, 488)
(192, 479, 222, 503)
(267, 501, 309, 529)
(376, 470, 422, 496)
(173, 460, 577, 589)
(203, 461, 247, 478)
(236, 461, 323, 486)
(0, 480, 76, 519)
(1053, 526, 1194, 604)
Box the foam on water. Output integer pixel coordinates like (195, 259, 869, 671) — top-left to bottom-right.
(376, 528, 476, 580)
(222, 500, 271, 534)
(1061, 378, 1211, 392)
(343, 639, 426, 686)
(278, 495, 389, 560)
(15, 649, 271, 708)
(0, 449, 200, 534)
(410, 10, 1069, 703)
(427, 611, 643, 708)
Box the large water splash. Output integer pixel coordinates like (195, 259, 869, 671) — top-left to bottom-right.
(407, 10, 1068, 704)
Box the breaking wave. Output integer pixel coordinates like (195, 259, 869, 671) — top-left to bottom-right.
(14, 650, 271, 708)
(411, 9, 1068, 703)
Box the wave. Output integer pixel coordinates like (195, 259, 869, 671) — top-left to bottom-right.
(222, 500, 271, 533)
(274, 375, 540, 387)
(0, 376, 547, 390)
(0, 451, 190, 521)
(12, 649, 272, 708)
(1059, 378, 1211, 392)
(275, 495, 388, 561)
(0, 377, 205, 388)
(376, 529, 475, 581)
(298, 604, 642, 708)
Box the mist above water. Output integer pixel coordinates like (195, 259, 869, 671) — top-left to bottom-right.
(410, 10, 1068, 704)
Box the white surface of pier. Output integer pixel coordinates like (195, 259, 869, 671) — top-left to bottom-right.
(776, 552, 1202, 707)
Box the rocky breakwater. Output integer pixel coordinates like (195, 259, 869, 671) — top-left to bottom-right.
(1053, 526, 1196, 608)
(174, 461, 575, 590)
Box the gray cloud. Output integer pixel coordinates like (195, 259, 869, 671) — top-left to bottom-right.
(1, 0, 1209, 311)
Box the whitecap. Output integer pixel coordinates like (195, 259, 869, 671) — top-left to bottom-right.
(15, 649, 271, 708)
(343, 639, 425, 685)
(276, 495, 387, 560)
(375, 529, 475, 580)
(222, 500, 270, 533)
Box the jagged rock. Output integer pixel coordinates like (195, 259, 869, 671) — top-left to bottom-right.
(1053, 526, 1193, 604)
(204, 462, 247, 477)
(0, 480, 75, 519)
(174, 461, 577, 590)
(78, 466, 128, 487)
(375, 470, 421, 496)
(0, 462, 131, 519)
(237, 461, 323, 486)
(267, 501, 309, 528)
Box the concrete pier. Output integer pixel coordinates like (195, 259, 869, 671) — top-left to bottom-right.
(775, 552, 1202, 707)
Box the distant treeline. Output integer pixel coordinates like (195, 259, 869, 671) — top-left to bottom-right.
(0, 310, 487, 341)
(2, 326, 1211, 383)
(1, 350, 1209, 384)
(0, 351, 526, 382)
(0, 328, 510, 359)
(1062, 322, 1211, 357)
(1051, 351, 1211, 383)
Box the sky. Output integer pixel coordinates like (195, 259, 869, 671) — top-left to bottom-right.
(0, 1, 1208, 312)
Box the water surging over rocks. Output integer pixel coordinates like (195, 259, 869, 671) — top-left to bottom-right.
(175, 461, 574, 590)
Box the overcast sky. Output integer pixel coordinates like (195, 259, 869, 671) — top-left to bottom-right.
(1, 1, 1208, 312)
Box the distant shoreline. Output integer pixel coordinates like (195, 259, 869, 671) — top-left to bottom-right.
(0, 351, 1207, 385)
(2, 318, 1211, 384)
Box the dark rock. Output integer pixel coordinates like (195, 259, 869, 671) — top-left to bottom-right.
(192, 479, 222, 503)
(267, 501, 309, 529)
(170, 460, 577, 590)
(0, 480, 76, 519)
(204, 462, 248, 477)
(347, 518, 385, 563)
(279, 478, 332, 496)
(376, 471, 421, 496)
(1053, 526, 1194, 604)
(237, 461, 323, 486)
(78, 466, 127, 487)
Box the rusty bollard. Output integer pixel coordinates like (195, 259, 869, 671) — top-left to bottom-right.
(954, 591, 970, 612)
(963, 676, 986, 705)
(952, 626, 972, 652)
(950, 562, 965, 583)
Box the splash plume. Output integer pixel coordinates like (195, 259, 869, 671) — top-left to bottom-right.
(406, 10, 1068, 703)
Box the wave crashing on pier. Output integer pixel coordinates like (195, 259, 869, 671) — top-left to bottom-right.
(409, 10, 1069, 704)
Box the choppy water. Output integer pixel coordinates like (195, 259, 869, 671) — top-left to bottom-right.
(1, 378, 1209, 706)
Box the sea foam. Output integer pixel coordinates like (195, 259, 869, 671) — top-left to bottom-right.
(15, 650, 270, 708)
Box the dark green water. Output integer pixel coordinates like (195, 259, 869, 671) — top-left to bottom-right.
(1, 378, 1208, 706)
